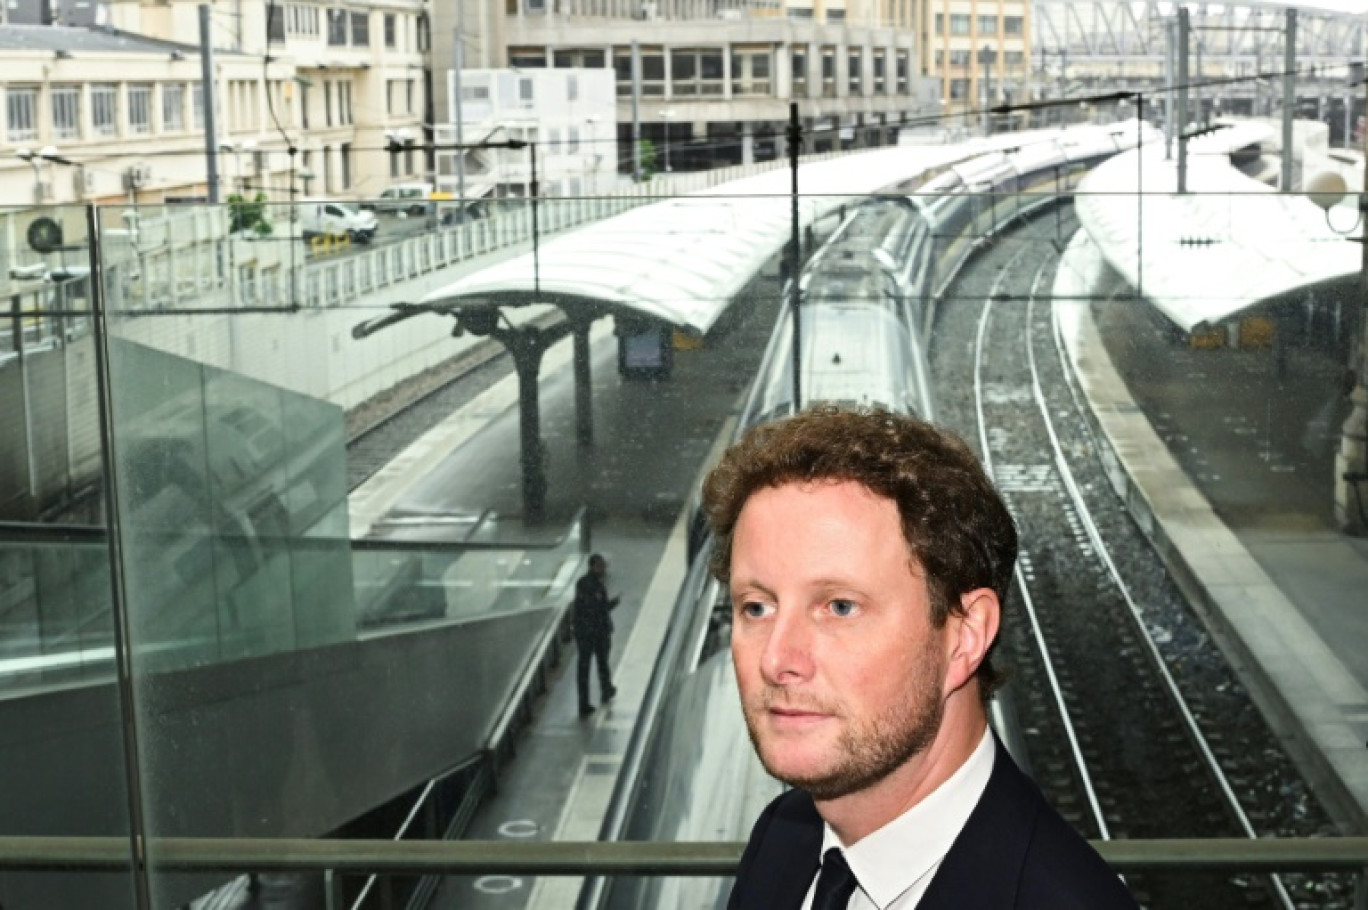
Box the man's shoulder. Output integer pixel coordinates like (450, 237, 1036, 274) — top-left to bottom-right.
(926, 744, 1138, 909)
(982, 750, 1138, 908)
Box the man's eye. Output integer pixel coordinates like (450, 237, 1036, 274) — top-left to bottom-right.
(738, 600, 768, 619)
(829, 599, 857, 618)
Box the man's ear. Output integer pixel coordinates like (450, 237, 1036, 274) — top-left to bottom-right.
(943, 588, 1000, 695)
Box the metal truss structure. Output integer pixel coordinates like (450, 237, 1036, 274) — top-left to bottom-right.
(1032, 0, 1366, 86)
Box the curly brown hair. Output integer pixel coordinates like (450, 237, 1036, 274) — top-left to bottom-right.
(701, 405, 1016, 698)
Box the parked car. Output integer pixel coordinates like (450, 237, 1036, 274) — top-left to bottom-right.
(297, 199, 378, 244)
(363, 183, 435, 216)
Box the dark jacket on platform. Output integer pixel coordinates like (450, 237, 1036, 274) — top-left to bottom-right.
(727, 737, 1138, 910)
(572, 572, 614, 640)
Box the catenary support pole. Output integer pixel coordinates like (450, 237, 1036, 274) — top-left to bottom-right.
(200, 4, 220, 203)
(1177, 7, 1190, 194)
(631, 41, 642, 181)
(1281, 9, 1297, 192)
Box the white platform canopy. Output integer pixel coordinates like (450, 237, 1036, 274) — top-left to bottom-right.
(417, 137, 1043, 337)
(1075, 121, 1363, 332)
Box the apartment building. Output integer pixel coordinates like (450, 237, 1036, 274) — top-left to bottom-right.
(436, 67, 616, 199)
(1, 0, 427, 207)
(923, 0, 1031, 122)
(432, 0, 938, 172)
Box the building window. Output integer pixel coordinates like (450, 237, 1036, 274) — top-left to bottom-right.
(1004, 15, 1023, 35)
(732, 48, 772, 96)
(950, 13, 970, 34)
(350, 11, 369, 45)
(949, 77, 970, 99)
(509, 46, 548, 67)
(671, 48, 724, 97)
(568, 73, 578, 101)
(340, 142, 352, 188)
(193, 82, 205, 128)
(1005, 50, 1024, 65)
(417, 13, 429, 51)
(934, 13, 942, 34)
(286, 4, 320, 36)
(390, 143, 400, 177)
(327, 8, 347, 45)
(266, 4, 285, 42)
(325, 81, 333, 125)
(163, 83, 185, 131)
(384, 13, 396, 47)
(404, 140, 414, 175)
(821, 47, 835, 97)
(386, 79, 397, 114)
(787, 6, 813, 17)
(553, 49, 606, 68)
(950, 49, 971, 66)
(826, 7, 844, 20)
(613, 47, 665, 97)
(873, 50, 886, 92)
(518, 77, 533, 103)
(978, 14, 997, 33)
(340, 81, 353, 124)
(792, 49, 807, 95)
(92, 83, 118, 136)
(406, 79, 414, 113)
(129, 84, 153, 134)
(847, 49, 862, 94)
(567, 125, 579, 153)
(6, 86, 38, 142)
(52, 86, 80, 139)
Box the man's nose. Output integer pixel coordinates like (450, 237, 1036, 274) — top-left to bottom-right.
(759, 608, 814, 685)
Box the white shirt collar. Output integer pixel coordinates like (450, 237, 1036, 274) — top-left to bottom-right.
(819, 728, 996, 909)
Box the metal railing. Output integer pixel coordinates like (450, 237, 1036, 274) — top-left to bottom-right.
(2, 835, 1366, 876)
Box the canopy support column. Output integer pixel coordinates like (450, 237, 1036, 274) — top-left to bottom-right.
(492, 323, 551, 524)
(568, 313, 595, 447)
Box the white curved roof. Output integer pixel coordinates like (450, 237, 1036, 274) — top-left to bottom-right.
(1075, 121, 1362, 331)
(418, 133, 1068, 336)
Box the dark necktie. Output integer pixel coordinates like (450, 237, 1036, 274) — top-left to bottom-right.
(812, 846, 859, 910)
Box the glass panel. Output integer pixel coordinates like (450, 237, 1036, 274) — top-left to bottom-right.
(0, 203, 137, 906)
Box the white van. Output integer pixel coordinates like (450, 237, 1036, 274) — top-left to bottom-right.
(297, 199, 379, 243)
(366, 183, 435, 216)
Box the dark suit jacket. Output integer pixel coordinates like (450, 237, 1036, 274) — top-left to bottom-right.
(727, 738, 1138, 909)
(572, 571, 614, 641)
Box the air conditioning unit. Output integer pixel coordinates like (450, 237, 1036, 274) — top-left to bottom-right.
(124, 163, 153, 190)
(73, 167, 96, 196)
(33, 180, 54, 203)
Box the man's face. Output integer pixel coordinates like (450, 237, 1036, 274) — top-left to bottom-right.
(591, 557, 607, 579)
(729, 480, 949, 801)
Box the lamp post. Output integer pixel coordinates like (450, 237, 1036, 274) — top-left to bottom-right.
(660, 108, 677, 172)
(219, 139, 257, 195)
(978, 45, 995, 135)
(15, 149, 44, 202)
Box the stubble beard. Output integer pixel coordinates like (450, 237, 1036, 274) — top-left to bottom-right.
(743, 649, 946, 802)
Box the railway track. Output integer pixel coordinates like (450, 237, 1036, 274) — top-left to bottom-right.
(931, 208, 1353, 909)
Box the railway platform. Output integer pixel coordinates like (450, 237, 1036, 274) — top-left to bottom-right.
(340, 267, 786, 910)
(1055, 231, 1368, 834)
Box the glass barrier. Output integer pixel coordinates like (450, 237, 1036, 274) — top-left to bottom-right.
(0, 202, 137, 905)
(2, 132, 1366, 909)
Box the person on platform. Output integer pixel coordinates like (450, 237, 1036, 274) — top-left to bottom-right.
(573, 553, 619, 718)
(701, 407, 1138, 909)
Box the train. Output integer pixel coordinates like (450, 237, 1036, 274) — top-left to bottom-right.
(589, 122, 1160, 910)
